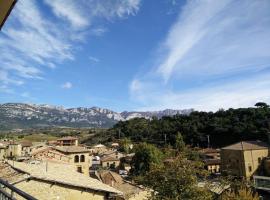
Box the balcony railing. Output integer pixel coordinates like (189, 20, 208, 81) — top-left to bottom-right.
(0, 179, 37, 200)
(254, 175, 270, 191)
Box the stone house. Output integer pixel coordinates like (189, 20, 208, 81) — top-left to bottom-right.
(32, 146, 92, 175)
(221, 141, 269, 178)
(101, 156, 121, 169)
(56, 136, 78, 146)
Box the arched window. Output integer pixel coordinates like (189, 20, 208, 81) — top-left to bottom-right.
(74, 155, 79, 163)
(80, 155, 85, 162)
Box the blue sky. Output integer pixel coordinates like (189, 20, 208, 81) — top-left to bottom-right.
(0, 0, 270, 112)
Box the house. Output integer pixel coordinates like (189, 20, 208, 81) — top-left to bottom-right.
(0, 141, 25, 160)
(199, 148, 220, 159)
(204, 159, 221, 174)
(20, 141, 33, 156)
(32, 146, 92, 175)
(0, 142, 8, 160)
(111, 143, 119, 149)
(56, 136, 78, 146)
(93, 144, 108, 154)
(0, 161, 123, 200)
(101, 156, 121, 169)
(199, 148, 221, 174)
(220, 141, 269, 178)
(101, 150, 124, 159)
(96, 170, 150, 200)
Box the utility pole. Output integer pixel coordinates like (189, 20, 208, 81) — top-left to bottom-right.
(207, 135, 210, 148)
(164, 134, 167, 145)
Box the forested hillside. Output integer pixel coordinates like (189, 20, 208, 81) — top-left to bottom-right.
(110, 103, 270, 148)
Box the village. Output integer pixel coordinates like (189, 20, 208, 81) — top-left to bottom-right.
(1, 135, 270, 199)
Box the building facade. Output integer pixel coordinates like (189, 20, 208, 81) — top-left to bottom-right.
(221, 141, 269, 178)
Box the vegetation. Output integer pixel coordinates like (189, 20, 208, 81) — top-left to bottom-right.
(110, 104, 270, 147)
(132, 140, 211, 199)
(141, 156, 212, 200)
(131, 143, 164, 175)
(221, 186, 259, 200)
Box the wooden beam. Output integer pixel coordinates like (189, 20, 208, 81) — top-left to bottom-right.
(0, 0, 17, 30)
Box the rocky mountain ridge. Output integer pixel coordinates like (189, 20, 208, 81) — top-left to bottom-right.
(0, 103, 193, 130)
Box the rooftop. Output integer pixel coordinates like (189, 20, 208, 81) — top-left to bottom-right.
(101, 156, 120, 162)
(57, 136, 78, 141)
(7, 161, 122, 195)
(94, 144, 106, 148)
(20, 141, 33, 147)
(204, 159, 221, 165)
(54, 146, 90, 153)
(222, 141, 269, 150)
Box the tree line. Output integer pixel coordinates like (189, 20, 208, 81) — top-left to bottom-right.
(109, 103, 270, 148)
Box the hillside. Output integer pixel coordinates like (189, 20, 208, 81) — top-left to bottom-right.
(0, 103, 193, 130)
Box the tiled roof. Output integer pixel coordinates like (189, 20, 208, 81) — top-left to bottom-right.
(101, 156, 120, 162)
(0, 162, 28, 183)
(204, 159, 221, 165)
(54, 146, 90, 153)
(94, 144, 106, 148)
(222, 141, 269, 150)
(20, 141, 33, 147)
(8, 161, 123, 195)
(56, 136, 77, 141)
(98, 170, 123, 184)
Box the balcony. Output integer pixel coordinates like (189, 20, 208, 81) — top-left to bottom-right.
(254, 175, 270, 192)
(0, 178, 37, 200)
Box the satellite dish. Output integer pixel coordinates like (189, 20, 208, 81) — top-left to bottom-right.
(0, 0, 17, 30)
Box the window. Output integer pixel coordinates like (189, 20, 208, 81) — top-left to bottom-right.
(107, 162, 109, 167)
(74, 155, 79, 163)
(248, 166, 252, 172)
(80, 155, 85, 162)
(77, 166, 82, 173)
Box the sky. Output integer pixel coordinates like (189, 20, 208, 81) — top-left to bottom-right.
(0, 0, 270, 112)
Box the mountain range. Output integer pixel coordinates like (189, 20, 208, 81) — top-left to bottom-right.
(0, 103, 193, 130)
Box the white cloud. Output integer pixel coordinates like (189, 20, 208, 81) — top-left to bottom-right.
(130, 0, 270, 111)
(131, 74, 270, 111)
(45, 0, 141, 29)
(89, 56, 100, 63)
(61, 82, 73, 89)
(44, 0, 89, 29)
(157, 0, 270, 81)
(0, 0, 73, 89)
(0, 0, 142, 92)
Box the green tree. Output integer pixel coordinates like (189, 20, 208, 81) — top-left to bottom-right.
(255, 102, 269, 108)
(175, 132, 185, 152)
(141, 155, 212, 200)
(119, 137, 132, 153)
(131, 143, 163, 175)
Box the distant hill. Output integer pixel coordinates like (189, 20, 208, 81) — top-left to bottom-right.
(0, 103, 193, 130)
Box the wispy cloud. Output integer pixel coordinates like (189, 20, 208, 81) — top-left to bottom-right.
(89, 56, 100, 63)
(61, 82, 73, 89)
(130, 0, 270, 111)
(45, 0, 141, 29)
(0, 0, 73, 90)
(130, 74, 270, 111)
(0, 0, 142, 94)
